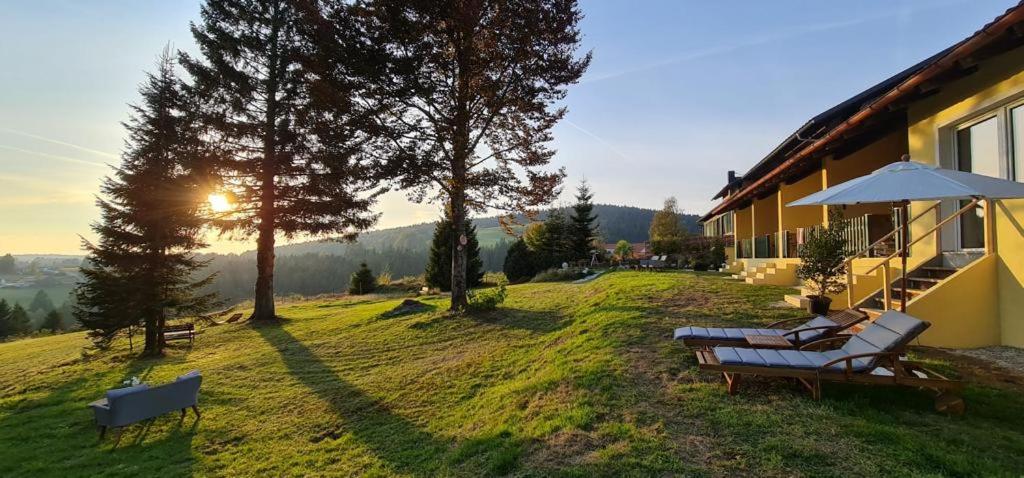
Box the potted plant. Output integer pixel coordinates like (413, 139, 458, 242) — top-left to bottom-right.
(796, 210, 849, 314)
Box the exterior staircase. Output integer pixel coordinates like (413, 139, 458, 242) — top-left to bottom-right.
(726, 261, 799, 286)
(856, 252, 982, 318)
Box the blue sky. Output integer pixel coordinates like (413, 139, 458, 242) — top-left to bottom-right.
(0, 0, 1015, 254)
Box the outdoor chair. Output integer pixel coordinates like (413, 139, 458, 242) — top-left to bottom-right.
(694, 311, 963, 413)
(89, 370, 203, 444)
(674, 308, 868, 348)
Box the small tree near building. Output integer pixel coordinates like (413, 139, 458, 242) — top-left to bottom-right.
(796, 210, 849, 314)
(349, 263, 377, 295)
(614, 240, 632, 264)
(649, 197, 687, 255)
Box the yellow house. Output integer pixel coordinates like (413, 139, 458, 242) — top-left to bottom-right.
(700, 4, 1024, 348)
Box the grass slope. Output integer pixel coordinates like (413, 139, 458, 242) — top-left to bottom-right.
(1, 272, 1023, 477)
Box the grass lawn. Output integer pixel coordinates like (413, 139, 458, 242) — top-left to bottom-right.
(1, 271, 1022, 476)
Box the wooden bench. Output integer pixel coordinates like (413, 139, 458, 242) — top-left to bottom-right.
(163, 323, 196, 345)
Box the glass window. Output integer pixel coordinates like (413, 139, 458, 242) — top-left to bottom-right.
(1012, 105, 1024, 182)
(956, 116, 999, 249)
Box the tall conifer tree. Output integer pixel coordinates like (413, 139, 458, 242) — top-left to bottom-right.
(181, 0, 395, 321)
(370, 0, 591, 311)
(75, 50, 217, 355)
(569, 181, 598, 262)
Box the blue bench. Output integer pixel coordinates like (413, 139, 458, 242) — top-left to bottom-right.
(89, 370, 202, 443)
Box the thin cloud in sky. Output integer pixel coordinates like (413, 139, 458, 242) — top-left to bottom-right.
(0, 145, 109, 169)
(0, 126, 119, 160)
(564, 119, 632, 162)
(582, 0, 970, 84)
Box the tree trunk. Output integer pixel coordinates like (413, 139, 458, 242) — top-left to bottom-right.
(251, 183, 277, 321)
(449, 11, 473, 312)
(142, 313, 159, 356)
(449, 196, 469, 311)
(252, 9, 281, 322)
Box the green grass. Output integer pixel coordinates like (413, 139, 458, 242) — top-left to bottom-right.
(1, 271, 1022, 476)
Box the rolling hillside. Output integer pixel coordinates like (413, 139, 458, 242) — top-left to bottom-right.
(272, 204, 700, 256)
(1, 272, 1021, 476)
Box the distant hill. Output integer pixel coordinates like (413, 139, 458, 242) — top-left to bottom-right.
(273, 204, 700, 256)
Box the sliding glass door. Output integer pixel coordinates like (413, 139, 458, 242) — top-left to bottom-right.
(954, 116, 999, 250)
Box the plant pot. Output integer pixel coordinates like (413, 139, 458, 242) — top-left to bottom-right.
(805, 295, 832, 315)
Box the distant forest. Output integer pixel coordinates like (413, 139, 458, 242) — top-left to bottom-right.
(198, 204, 700, 303)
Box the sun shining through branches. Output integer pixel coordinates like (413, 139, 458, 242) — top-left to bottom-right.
(207, 193, 232, 213)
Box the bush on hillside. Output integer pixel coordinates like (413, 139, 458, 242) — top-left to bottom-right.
(530, 267, 588, 283)
(348, 263, 377, 295)
(467, 280, 507, 312)
(503, 238, 537, 283)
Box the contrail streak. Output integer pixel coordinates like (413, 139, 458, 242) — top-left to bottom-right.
(581, 0, 972, 84)
(0, 126, 119, 159)
(564, 119, 631, 162)
(0, 145, 109, 168)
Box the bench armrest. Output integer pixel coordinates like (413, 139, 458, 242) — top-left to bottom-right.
(766, 315, 817, 328)
(819, 352, 898, 377)
(798, 335, 851, 351)
(782, 325, 837, 342)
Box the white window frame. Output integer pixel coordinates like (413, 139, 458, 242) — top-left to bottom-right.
(947, 98, 1024, 250)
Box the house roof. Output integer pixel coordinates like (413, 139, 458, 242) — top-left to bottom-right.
(703, 2, 1024, 221)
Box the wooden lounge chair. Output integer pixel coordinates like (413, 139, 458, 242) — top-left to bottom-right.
(674, 308, 868, 349)
(694, 311, 963, 413)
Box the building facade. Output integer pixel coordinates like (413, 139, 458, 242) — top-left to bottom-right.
(701, 4, 1024, 348)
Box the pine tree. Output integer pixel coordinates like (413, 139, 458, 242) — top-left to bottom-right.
(28, 290, 55, 313)
(425, 207, 483, 292)
(181, 0, 395, 321)
(539, 210, 571, 268)
(8, 304, 30, 336)
(75, 50, 217, 355)
(0, 299, 11, 338)
(372, 0, 591, 311)
(569, 182, 599, 262)
(502, 239, 536, 283)
(41, 310, 63, 332)
(348, 263, 377, 295)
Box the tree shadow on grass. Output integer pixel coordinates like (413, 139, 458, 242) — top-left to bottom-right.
(254, 322, 451, 476)
(408, 307, 572, 334)
(0, 373, 198, 476)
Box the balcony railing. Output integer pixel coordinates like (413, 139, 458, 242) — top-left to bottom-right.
(801, 212, 898, 257)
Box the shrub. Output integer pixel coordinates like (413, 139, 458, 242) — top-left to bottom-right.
(467, 280, 507, 312)
(503, 238, 537, 283)
(348, 263, 377, 295)
(796, 210, 849, 298)
(529, 267, 587, 283)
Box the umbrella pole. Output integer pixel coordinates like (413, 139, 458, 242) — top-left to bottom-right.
(900, 200, 909, 313)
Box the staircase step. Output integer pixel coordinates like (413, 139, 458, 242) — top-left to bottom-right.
(784, 294, 809, 308)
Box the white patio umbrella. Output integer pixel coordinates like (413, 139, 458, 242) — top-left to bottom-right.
(787, 156, 1024, 311)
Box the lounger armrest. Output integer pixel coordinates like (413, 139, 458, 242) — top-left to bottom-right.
(766, 315, 817, 328)
(819, 352, 898, 376)
(798, 335, 851, 351)
(782, 325, 837, 342)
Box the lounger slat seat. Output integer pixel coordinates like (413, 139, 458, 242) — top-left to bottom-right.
(694, 311, 964, 413)
(674, 309, 867, 348)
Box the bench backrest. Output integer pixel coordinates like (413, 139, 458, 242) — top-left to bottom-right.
(106, 372, 202, 427)
(839, 311, 929, 368)
(164, 324, 194, 333)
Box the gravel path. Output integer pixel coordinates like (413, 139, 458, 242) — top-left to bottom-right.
(944, 346, 1024, 376)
